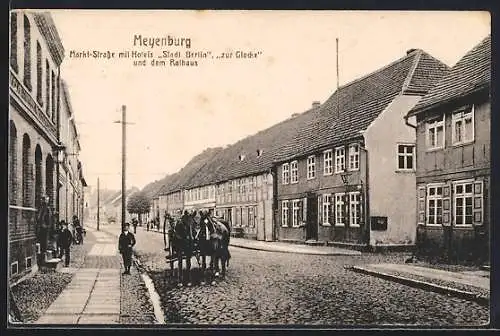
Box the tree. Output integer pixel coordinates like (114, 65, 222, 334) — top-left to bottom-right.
(126, 192, 151, 224)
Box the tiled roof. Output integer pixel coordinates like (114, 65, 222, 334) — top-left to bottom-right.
(275, 49, 449, 162)
(155, 49, 449, 190)
(110, 187, 139, 206)
(408, 35, 491, 116)
(161, 147, 223, 194)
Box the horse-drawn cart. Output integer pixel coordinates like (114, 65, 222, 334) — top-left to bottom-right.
(162, 211, 231, 286)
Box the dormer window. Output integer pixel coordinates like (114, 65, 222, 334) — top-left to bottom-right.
(257, 149, 263, 157)
(239, 154, 246, 161)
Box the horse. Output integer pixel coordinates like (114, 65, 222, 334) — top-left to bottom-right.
(168, 211, 197, 287)
(197, 212, 231, 281)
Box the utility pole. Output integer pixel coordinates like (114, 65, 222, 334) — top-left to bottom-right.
(114, 105, 134, 231)
(97, 177, 100, 231)
(121, 105, 126, 230)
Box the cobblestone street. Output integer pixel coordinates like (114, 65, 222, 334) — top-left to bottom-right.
(132, 228, 489, 326)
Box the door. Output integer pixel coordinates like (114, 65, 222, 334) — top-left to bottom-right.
(306, 196, 318, 240)
(227, 208, 233, 226)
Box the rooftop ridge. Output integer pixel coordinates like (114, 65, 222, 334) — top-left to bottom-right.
(401, 49, 423, 94)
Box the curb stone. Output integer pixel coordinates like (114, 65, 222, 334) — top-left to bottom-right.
(230, 243, 361, 256)
(347, 265, 489, 307)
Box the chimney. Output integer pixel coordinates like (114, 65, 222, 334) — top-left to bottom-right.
(406, 48, 418, 55)
(312, 101, 321, 108)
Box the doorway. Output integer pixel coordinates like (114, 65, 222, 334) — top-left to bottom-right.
(306, 196, 318, 240)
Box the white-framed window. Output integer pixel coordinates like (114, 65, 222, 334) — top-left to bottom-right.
(322, 194, 332, 225)
(426, 116, 445, 149)
(292, 200, 301, 227)
(307, 156, 316, 180)
(397, 144, 415, 170)
(452, 105, 474, 145)
(281, 200, 289, 227)
(348, 144, 359, 171)
(454, 180, 474, 226)
(335, 146, 345, 173)
(349, 192, 361, 227)
(282, 163, 290, 184)
(11, 261, 18, 275)
(290, 161, 298, 183)
(323, 150, 333, 175)
(335, 193, 345, 226)
(25, 256, 32, 269)
(427, 184, 444, 226)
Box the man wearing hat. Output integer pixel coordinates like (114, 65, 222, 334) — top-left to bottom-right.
(118, 222, 136, 275)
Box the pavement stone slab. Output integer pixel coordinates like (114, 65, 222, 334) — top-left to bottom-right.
(37, 314, 80, 324)
(78, 314, 120, 324)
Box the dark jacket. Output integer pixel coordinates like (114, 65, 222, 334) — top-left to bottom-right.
(118, 232, 136, 254)
(59, 229, 73, 248)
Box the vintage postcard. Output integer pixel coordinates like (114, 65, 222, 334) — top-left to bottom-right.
(8, 9, 491, 327)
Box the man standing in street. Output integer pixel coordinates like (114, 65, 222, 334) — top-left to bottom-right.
(119, 223, 136, 275)
(58, 221, 73, 267)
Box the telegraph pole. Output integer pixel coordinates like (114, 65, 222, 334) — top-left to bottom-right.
(114, 105, 134, 231)
(121, 105, 126, 230)
(97, 177, 100, 231)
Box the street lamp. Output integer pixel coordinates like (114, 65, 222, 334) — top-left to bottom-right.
(340, 171, 351, 231)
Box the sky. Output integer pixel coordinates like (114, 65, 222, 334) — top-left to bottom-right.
(47, 10, 490, 191)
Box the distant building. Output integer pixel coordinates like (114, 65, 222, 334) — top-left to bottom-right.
(58, 80, 87, 225)
(406, 35, 491, 262)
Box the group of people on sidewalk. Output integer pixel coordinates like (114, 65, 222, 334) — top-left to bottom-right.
(56, 216, 84, 267)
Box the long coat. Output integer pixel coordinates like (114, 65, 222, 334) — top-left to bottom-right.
(118, 232, 136, 254)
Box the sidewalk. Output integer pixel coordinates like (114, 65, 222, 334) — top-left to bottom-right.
(350, 263, 490, 306)
(135, 225, 361, 256)
(230, 238, 362, 256)
(36, 225, 122, 324)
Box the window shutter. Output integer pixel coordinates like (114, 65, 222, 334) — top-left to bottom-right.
(442, 183, 451, 226)
(473, 180, 483, 225)
(298, 200, 303, 223)
(302, 197, 307, 223)
(329, 195, 335, 226)
(417, 186, 426, 225)
(318, 195, 323, 225)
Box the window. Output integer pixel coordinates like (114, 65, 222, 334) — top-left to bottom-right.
(10, 12, 18, 72)
(36, 41, 42, 105)
(45, 60, 50, 116)
(348, 144, 359, 171)
(397, 144, 415, 170)
(452, 106, 474, 145)
(322, 194, 332, 225)
(454, 181, 473, 226)
(11, 261, 18, 275)
(290, 161, 298, 183)
(26, 256, 32, 269)
(51, 71, 56, 122)
(426, 117, 444, 149)
(323, 150, 333, 175)
(23, 15, 31, 90)
(335, 193, 345, 226)
(282, 163, 290, 184)
(427, 185, 443, 226)
(292, 200, 301, 227)
(307, 156, 316, 179)
(349, 192, 361, 227)
(335, 147, 345, 173)
(281, 200, 289, 227)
